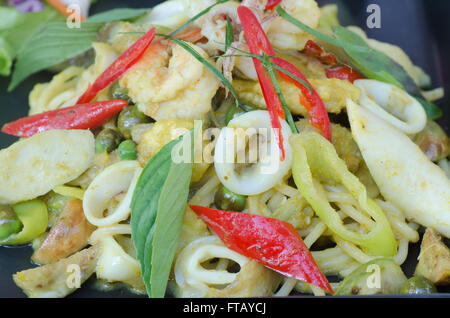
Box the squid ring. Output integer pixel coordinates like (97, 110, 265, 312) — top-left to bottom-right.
(354, 79, 426, 135)
(83, 160, 142, 227)
(214, 110, 293, 196)
(89, 224, 141, 282)
(174, 236, 250, 295)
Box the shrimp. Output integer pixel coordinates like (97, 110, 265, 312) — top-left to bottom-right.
(266, 0, 320, 51)
(119, 40, 220, 121)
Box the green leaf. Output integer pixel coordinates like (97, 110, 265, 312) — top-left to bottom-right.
(224, 15, 233, 52)
(276, 6, 443, 120)
(87, 8, 150, 23)
(8, 7, 151, 91)
(9, 21, 102, 91)
(131, 132, 193, 298)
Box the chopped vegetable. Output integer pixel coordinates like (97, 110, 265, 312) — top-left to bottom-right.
(77, 27, 156, 104)
(0, 199, 48, 246)
(400, 276, 437, 295)
(325, 65, 366, 83)
(45, 0, 85, 19)
(290, 132, 397, 257)
(335, 258, 407, 295)
(95, 128, 123, 154)
(265, 0, 282, 11)
(118, 140, 138, 160)
(214, 186, 247, 212)
(2, 100, 128, 138)
(190, 205, 333, 294)
(0, 205, 22, 241)
(117, 105, 151, 139)
(109, 81, 133, 104)
(52, 185, 85, 201)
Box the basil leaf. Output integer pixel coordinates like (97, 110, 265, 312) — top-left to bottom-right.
(9, 21, 102, 91)
(8, 7, 150, 91)
(131, 132, 193, 298)
(277, 6, 443, 120)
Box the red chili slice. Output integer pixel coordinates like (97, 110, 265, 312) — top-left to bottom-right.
(190, 205, 334, 294)
(1, 100, 128, 138)
(325, 65, 366, 83)
(272, 57, 332, 141)
(238, 5, 286, 161)
(266, 0, 282, 11)
(77, 27, 156, 104)
(304, 40, 338, 66)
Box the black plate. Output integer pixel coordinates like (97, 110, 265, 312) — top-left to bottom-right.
(0, 0, 449, 298)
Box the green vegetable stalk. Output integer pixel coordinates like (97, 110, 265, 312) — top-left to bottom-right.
(0, 199, 48, 246)
(290, 132, 397, 257)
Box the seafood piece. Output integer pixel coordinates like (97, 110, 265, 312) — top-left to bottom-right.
(89, 225, 142, 285)
(266, 0, 321, 51)
(83, 161, 142, 227)
(354, 79, 427, 135)
(0, 130, 95, 205)
(13, 245, 99, 298)
(32, 199, 96, 265)
(347, 99, 450, 237)
(174, 236, 280, 297)
(214, 110, 293, 196)
(119, 41, 220, 121)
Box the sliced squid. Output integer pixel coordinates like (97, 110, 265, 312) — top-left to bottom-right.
(0, 129, 95, 205)
(214, 110, 293, 196)
(347, 99, 450, 238)
(83, 161, 142, 227)
(354, 79, 427, 135)
(174, 236, 280, 298)
(89, 224, 141, 283)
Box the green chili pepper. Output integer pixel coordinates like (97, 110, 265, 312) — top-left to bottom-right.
(0, 199, 48, 246)
(118, 140, 138, 160)
(0, 205, 22, 241)
(290, 132, 397, 257)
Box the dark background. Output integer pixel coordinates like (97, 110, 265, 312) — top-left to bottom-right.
(0, 0, 449, 298)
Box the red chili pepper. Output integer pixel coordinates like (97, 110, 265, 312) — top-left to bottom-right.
(1, 100, 128, 138)
(77, 27, 156, 104)
(190, 205, 334, 294)
(266, 0, 282, 11)
(325, 65, 366, 83)
(272, 57, 331, 141)
(238, 5, 286, 161)
(304, 40, 338, 66)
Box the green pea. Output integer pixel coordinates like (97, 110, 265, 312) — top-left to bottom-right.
(0, 205, 22, 241)
(117, 105, 151, 139)
(109, 81, 132, 103)
(118, 140, 138, 160)
(400, 276, 437, 295)
(214, 186, 247, 212)
(95, 128, 123, 154)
